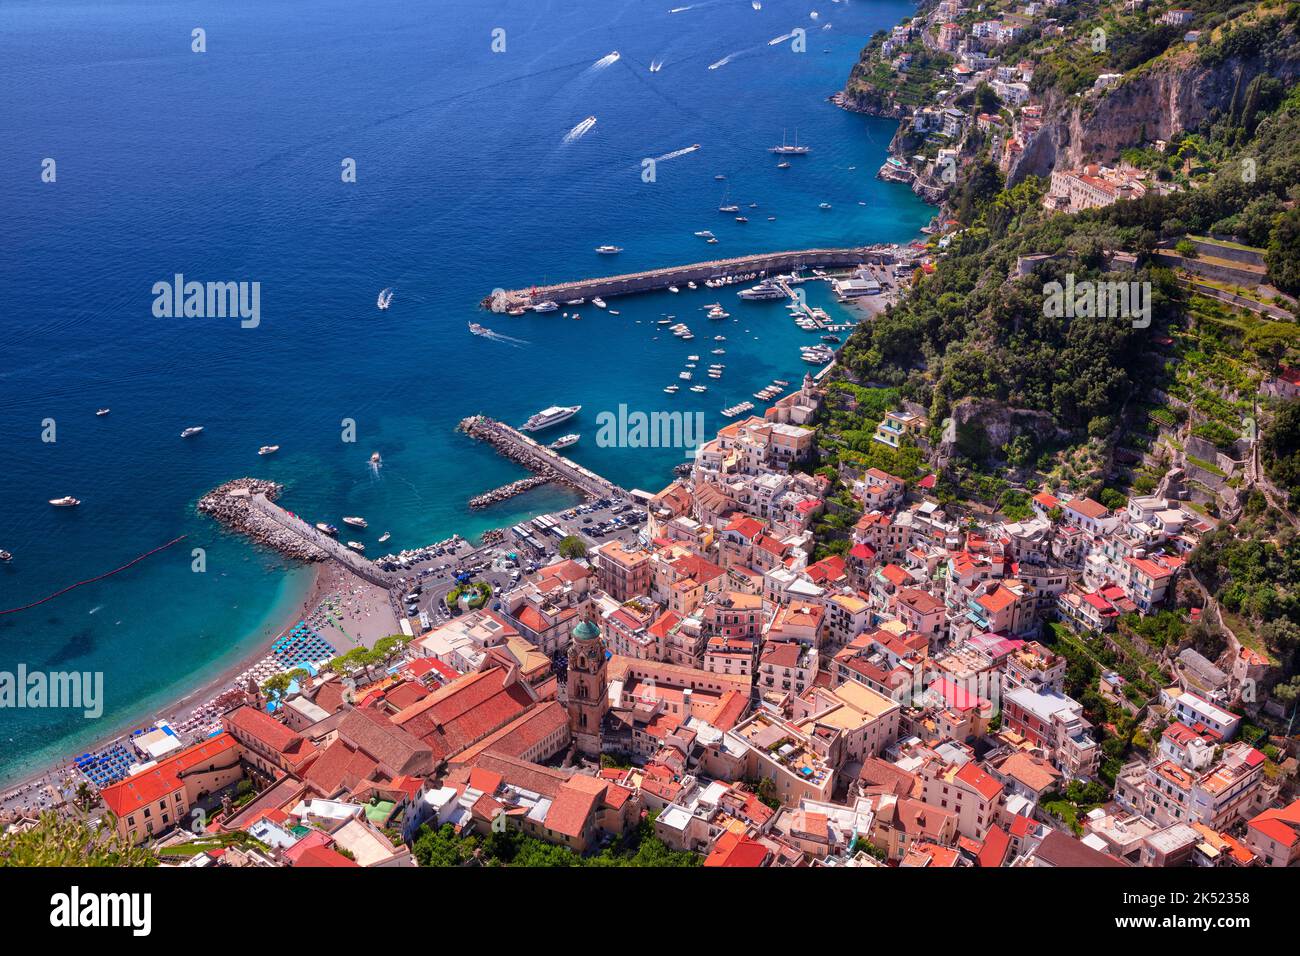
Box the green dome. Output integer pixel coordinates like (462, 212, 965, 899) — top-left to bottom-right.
(573, 620, 601, 641)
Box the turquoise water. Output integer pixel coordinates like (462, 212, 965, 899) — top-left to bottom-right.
(0, 0, 930, 783)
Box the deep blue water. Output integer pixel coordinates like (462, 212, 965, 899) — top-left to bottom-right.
(0, 0, 928, 783)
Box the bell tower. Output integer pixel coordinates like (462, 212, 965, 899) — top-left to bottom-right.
(567, 619, 608, 758)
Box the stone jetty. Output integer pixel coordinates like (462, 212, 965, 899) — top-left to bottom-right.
(459, 415, 624, 504)
(470, 475, 554, 509)
(198, 478, 327, 563)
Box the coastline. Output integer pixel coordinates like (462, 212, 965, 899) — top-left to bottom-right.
(0, 561, 325, 805)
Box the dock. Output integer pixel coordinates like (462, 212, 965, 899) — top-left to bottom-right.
(485, 244, 900, 310)
(459, 416, 626, 504)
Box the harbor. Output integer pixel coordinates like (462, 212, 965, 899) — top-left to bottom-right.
(459, 415, 627, 506)
(484, 244, 902, 311)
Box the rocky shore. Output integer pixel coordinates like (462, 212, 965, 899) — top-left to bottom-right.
(198, 478, 327, 563)
(469, 474, 554, 509)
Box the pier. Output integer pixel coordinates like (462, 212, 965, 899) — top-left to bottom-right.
(199, 478, 398, 589)
(484, 244, 899, 310)
(460, 416, 626, 505)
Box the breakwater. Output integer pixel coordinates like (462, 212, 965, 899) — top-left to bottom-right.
(470, 475, 553, 509)
(459, 415, 625, 504)
(483, 245, 900, 310)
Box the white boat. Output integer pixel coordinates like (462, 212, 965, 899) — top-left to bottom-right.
(668, 285, 680, 293)
(49, 496, 80, 507)
(706, 237, 719, 244)
(738, 279, 784, 301)
(181, 426, 204, 438)
(468, 322, 492, 338)
(819, 202, 832, 210)
(377, 287, 394, 310)
(0, 549, 11, 562)
(679, 371, 692, 380)
(663, 384, 680, 394)
(315, 522, 338, 536)
(258, 445, 279, 456)
(770, 129, 811, 155)
(343, 516, 368, 529)
(378, 532, 391, 544)
(370, 451, 382, 464)
(694, 230, 715, 238)
(712, 348, 726, 354)
(550, 434, 579, 449)
(96, 408, 110, 417)
(777, 161, 791, 169)
(690, 385, 707, 393)
(687, 354, 700, 360)
(346, 541, 366, 553)
(609, 310, 620, 315)
(595, 245, 623, 255)
(532, 300, 559, 313)
(707, 306, 730, 319)
(592, 297, 607, 308)
(735, 216, 749, 223)
(718, 204, 740, 213)
(565, 298, 585, 305)
(521, 404, 581, 432)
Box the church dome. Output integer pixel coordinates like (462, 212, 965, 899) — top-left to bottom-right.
(572, 619, 601, 641)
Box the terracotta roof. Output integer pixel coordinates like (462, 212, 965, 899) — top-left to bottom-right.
(100, 734, 240, 818)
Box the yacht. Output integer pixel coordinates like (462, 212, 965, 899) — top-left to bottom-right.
(690, 385, 707, 393)
(687, 281, 697, 290)
(595, 245, 623, 255)
(663, 384, 680, 394)
(180, 426, 204, 438)
(343, 516, 368, 529)
(777, 161, 791, 169)
(819, 202, 832, 210)
(346, 541, 366, 553)
(532, 300, 559, 313)
(707, 306, 730, 320)
(821, 334, 841, 343)
(521, 404, 581, 432)
(706, 237, 719, 244)
(719, 203, 740, 213)
(378, 532, 391, 544)
(711, 347, 726, 355)
(376, 287, 394, 310)
(735, 216, 748, 223)
(714, 174, 726, 181)
(592, 297, 607, 308)
(738, 278, 784, 301)
(0, 549, 11, 562)
(96, 408, 110, 417)
(468, 322, 493, 338)
(549, 433, 580, 450)
(678, 371, 692, 380)
(258, 445, 280, 456)
(668, 285, 680, 293)
(315, 522, 339, 536)
(49, 496, 81, 507)
(770, 129, 811, 155)
(694, 230, 715, 239)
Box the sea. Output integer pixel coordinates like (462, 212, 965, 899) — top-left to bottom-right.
(0, 0, 930, 785)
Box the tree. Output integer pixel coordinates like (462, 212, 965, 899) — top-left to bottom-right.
(1267, 207, 1300, 296)
(558, 535, 588, 560)
(0, 812, 156, 867)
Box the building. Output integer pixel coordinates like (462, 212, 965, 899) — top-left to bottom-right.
(1002, 686, 1100, 779)
(567, 619, 608, 757)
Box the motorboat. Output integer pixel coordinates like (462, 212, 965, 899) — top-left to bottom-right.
(595, 245, 623, 255)
(49, 496, 81, 507)
(346, 541, 366, 553)
(258, 445, 279, 456)
(181, 426, 204, 438)
(315, 522, 339, 536)
(343, 516, 368, 529)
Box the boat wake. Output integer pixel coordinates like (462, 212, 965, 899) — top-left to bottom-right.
(654, 144, 701, 162)
(649, 59, 664, 72)
(563, 115, 598, 144)
(585, 51, 621, 73)
(474, 328, 530, 347)
(767, 31, 797, 45)
(707, 53, 737, 70)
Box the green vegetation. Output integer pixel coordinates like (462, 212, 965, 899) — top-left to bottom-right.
(446, 581, 492, 610)
(1263, 399, 1300, 506)
(328, 633, 412, 676)
(412, 811, 700, 867)
(559, 535, 588, 560)
(0, 812, 157, 867)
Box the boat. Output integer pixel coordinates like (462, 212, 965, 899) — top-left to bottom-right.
(687, 282, 697, 289)
(343, 516, 368, 529)
(694, 230, 715, 238)
(688, 354, 700, 360)
(690, 385, 707, 393)
(0, 550, 11, 562)
(377, 287, 394, 310)
(752, 0, 761, 8)
(777, 161, 791, 169)
(711, 347, 726, 355)
(678, 371, 692, 380)
(595, 245, 623, 255)
(821, 334, 841, 343)
(738, 278, 784, 301)
(564, 298, 585, 305)
(706, 237, 719, 244)
(714, 174, 726, 181)
(521, 404, 581, 432)
(669, 285, 680, 293)
(96, 408, 110, 416)
(49, 496, 80, 507)
(468, 322, 493, 338)
(819, 202, 832, 210)
(592, 297, 607, 308)
(663, 385, 679, 394)
(770, 129, 811, 155)
(719, 203, 740, 213)
(735, 216, 748, 223)
(346, 541, 366, 553)
(315, 522, 338, 536)
(180, 426, 204, 438)
(258, 445, 280, 456)
(532, 300, 559, 312)
(767, 216, 776, 221)
(707, 306, 730, 320)
(609, 310, 620, 315)
(549, 433, 580, 450)
(370, 451, 382, 464)
(714, 334, 726, 341)
(378, 532, 391, 544)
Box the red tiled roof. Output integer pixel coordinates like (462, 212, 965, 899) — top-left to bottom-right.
(100, 733, 240, 817)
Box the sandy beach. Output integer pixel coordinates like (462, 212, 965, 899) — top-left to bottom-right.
(0, 559, 399, 820)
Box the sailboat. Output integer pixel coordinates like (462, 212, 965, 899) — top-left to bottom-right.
(770, 128, 811, 155)
(718, 184, 739, 214)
